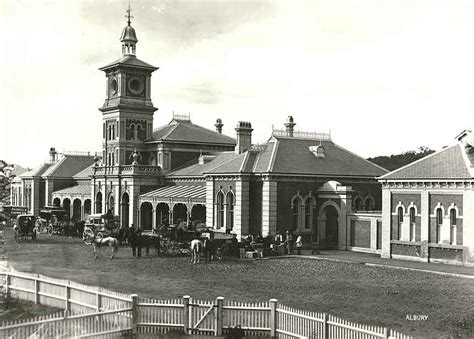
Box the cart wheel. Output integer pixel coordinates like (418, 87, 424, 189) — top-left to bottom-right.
(96, 232, 103, 240)
(47, 225, 53, 236)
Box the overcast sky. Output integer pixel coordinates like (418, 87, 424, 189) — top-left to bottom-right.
(1, 0, 472, 168)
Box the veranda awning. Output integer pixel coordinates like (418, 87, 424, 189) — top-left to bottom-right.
(140, 185, 206, 204)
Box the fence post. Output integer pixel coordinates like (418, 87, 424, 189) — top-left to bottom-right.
(215, 296, 224, 336)
(65, 281, 70, 316)
(323, 313, 329, 339)
(183, 295, 191, 335)
(269, 298, 278, 338)
(34, 279, 40, 304)
(131, 294, 138, 336)
(96, 287, 102, 312)
(4, 273, 10, 299)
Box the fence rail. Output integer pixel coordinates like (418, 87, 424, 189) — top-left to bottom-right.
(0, 270, 412, 338)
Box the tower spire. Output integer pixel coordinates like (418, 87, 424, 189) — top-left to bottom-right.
(125, 3, 133, 26)
(120, 4, 138, 56)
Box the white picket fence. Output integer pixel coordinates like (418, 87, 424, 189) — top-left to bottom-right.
(0, 270, 413, 338)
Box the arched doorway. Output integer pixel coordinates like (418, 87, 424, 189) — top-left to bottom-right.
(72, 199, 82, 221)
(156, 203, 169, 227)
(108, 194, 115, 215)
(173, 203, 188, 226)
(191, 204, 206, 227)
(83, 199, 91, 218)
(53, 198, 61, 207)
(95, 192, 103, 214)
(121, 193, 130, 228)
(324, 205, 339, 247)
(63, 198, 71, 220)
(140, 202, 153, 231)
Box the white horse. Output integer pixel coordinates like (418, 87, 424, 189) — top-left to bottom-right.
(190, 239, 202, 264)
(82, 227, 119, 259)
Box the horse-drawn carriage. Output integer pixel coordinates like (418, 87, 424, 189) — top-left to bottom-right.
(14, 214, 37, 243)
(84, 213, 120, 239)
(35, 207, 75, 236)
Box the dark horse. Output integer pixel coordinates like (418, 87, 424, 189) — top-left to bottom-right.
(127, 228, 161, 257)
(202, 237, 216, 262)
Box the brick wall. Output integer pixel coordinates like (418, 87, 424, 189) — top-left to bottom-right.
(350, 219, 371, 248)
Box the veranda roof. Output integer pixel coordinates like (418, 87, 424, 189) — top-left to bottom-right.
(140, 185, 206, 204)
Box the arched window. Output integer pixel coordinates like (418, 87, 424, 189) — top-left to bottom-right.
(291, 196, 303, 231)
(226, 192, 234, 231)
(365, 196, 375, 211)
(304, 198, 315, 230)
(216, 192, 224, 229)
(409, 207, 416, 241)
(436, 208, 443, 244)
(450, 209, 457, 245)
(353, 197, 363, 212)
(397, 207, 403, 240)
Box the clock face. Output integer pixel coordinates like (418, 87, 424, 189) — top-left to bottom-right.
(127, 77, 145, 96)
(110, 78, 118, 95)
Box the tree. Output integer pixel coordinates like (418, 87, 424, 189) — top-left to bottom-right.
(368, 147, 436, 171)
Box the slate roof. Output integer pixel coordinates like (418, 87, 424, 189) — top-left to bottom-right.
(99, 55, 157, 71)
(267, 137, 387, 177)
(149, 120, 236, 146)
(168, 152, 241, 177)
(53, 185, 91, 196)
(41, 155, 96, 179)
(379, 144, 473, 180)
(169, 135, 386, 178)
(20, 163, 53, 178)
(73, 164, 95, 180)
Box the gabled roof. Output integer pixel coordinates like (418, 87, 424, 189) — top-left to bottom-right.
(168, 152, 241, 177)
(73, 164, 95, 180)
(379, 144, 473, 180)
(99, 55, 157, 71)
(149, 120, 236, 146)
(169, 135, 386, 178)
(41, 155, 96, 179)
(245, 137, 386, 177)
(20, 163, 53, 178)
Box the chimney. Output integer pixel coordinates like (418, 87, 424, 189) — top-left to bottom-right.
(284, 116, 296, 137)
(235, 121, 253, 154)
(49, 147, 57, 163)
(215, 118, 223, 134)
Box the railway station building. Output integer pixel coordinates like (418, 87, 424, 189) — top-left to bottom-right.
(10, 14, 436, 256)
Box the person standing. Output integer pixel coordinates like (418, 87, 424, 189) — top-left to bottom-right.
(296, 233, 303, 255)
(285, 230, 294, 254)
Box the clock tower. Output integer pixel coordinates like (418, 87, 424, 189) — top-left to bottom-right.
(98, 7, 158, 167)
(93, 7, 161, 228)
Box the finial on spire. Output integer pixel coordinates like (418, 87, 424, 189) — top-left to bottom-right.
(125, 3, 133, 25)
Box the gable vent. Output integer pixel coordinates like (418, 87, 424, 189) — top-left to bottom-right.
(309, 145, 325, 158)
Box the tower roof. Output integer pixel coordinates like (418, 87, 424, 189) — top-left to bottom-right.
(120, 25, 138, 42)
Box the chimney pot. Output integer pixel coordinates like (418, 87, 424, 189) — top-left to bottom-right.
(235, 121, 253, 154)
(215, 118, 223, 134)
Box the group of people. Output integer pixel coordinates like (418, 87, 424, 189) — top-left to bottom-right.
(244, 230, 304, 255)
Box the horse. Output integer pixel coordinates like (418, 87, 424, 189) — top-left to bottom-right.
(190, 238, 202, 264)
(202, 237, 216, 262)
(126, 228, 161, 257)
(82, 227, 119, 259)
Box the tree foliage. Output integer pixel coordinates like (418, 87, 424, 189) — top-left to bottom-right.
(367, 147, 436, 171)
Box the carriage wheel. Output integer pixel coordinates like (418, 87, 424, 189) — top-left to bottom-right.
(47, 225, 53, 236)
